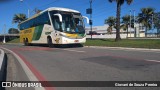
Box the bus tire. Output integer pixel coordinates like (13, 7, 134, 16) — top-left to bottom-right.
(47, 37, 53, 48)
(24, 38, 30, 46)
(23, 38, 26, 46)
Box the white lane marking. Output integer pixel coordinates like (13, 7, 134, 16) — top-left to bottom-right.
(62, 49, 85, 53)
(121, 49, 160, 53)
(1, 47, 45, 90)
(86, 46, 160, 53)
(145, 59, 160, 63)
(100, 48, 160, 53)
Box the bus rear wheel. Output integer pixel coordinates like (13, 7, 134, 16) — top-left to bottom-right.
(24, 38, 30, 46)
(47, 37, 53, 48)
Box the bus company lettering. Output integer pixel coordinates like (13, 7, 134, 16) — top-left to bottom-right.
(55, 38, 60, 44)
(24, 29, 32, 34)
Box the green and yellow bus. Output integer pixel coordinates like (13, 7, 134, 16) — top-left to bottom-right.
(19, 7, 89, 47)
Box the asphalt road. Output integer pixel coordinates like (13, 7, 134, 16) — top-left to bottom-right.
(1, 44, 160, 90)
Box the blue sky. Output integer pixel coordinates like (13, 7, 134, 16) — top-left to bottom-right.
(0, 0, 160, 34)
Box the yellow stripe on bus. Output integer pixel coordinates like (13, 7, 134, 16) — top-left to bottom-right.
(65, 33, 78, 38)
(20, 27, 35, 43)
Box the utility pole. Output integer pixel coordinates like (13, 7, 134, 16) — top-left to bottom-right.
(3, 24, 6, 43)
(86, 0, 93, 39)
(90, 0, 93, 39)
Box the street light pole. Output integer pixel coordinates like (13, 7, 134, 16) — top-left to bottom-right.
(28, 9, 30, 18)
(133, 10, 136, 37)
(20, 0, 30, 18)
(130, 10, 132, 37)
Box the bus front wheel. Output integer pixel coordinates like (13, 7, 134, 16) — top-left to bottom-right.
(47, 37, 53, 48)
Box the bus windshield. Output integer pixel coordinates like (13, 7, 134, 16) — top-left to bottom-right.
(51, 11, 85, 34)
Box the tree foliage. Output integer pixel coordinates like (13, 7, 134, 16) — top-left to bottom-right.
(121, 15, 134, 30)
(105, 16, 116, 34)
(8, 28, 19, 34)
(154, 12, 160, 30)
(12, 13, 27, 24)
(138, 7, 155, 37)
(34, 8, 42, 14)
(138, 7, 155, 30)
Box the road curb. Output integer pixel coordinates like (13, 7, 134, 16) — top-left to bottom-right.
(85, 46, 160, 51)
(1, 47, 45, 90)
(0, 49, 7, 81)
(2, 43, 23, 45)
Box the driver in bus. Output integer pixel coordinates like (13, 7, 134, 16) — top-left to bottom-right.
(75, 18, 79, 32)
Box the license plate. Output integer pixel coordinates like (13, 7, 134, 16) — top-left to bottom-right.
(74, 40, 79, 42)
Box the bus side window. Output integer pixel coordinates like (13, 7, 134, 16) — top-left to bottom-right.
(44, 13, 51, 25)
(33, 17, 38, 26)
(44, 14, 51, 25)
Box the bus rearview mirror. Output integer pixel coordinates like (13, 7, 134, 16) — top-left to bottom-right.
(54, 14, 62, 22)
(82, 16, 89, 24)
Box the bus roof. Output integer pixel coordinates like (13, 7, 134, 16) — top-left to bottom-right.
(43, 7, 80, 13)
(19, 7, 80, 25)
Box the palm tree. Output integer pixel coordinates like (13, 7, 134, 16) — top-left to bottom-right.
(154, 12, 160, 30)
(121, 15, 130, 37)
(108, 0, 133, 41)
(121, 15, 134, 38)
(154, 12, 160, 37)
(138, 7, 155, 37)
(12, 13, 27, 24)
(105, 16, 116, 34)
(34, 8, 42, 14)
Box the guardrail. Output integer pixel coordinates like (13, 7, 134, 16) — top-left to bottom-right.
(0, 34, 19, 37)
